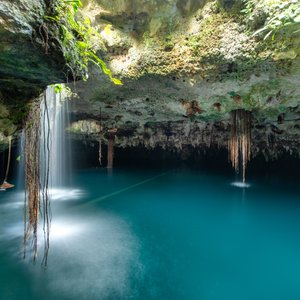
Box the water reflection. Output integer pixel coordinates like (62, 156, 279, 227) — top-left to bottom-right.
(0, 189, 85, 210)
(1, 169, 300, 300)
(0, 188, 142, 300)
(48, 188, 85, 201)
(43, 215, 142, 300)
(231, 181, 251, 188)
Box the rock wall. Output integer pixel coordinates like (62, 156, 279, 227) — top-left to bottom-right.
(0, 0, 299, 158)
(0, 0, 69, 146)
(66, 0, 300, 159)
(0, 0, 67, 102)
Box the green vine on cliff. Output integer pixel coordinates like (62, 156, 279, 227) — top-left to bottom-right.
(45, 0, 122, 85)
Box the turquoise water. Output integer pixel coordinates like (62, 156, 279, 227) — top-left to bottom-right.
(1, 168, 300, 300)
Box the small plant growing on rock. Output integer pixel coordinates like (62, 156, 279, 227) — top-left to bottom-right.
(44, 0, 122, 85)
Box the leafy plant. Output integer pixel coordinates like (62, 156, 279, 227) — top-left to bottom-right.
(243, 0, 300, 40)
(241, 0, 256, 15)
(45, 0, 122, 85)
(52, 83, 64, 94)
(51, 83, 74, 97)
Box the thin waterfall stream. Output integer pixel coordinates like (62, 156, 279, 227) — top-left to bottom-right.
(23, 85, 71, 263)
(41, 86, 71, 189)
(1, 0, 300, 297)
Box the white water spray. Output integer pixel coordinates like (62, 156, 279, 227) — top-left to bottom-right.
(40, 85, 71, 189)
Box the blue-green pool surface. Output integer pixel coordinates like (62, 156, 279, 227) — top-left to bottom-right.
(1, 168, 300, 300)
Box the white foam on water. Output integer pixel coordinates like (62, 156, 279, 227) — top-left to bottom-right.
(0, 189, 85, 211)
(231, 181, 251, 188)
(48, 188, 85, 201)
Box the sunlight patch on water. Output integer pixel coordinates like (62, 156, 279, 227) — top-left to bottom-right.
(231, 181, 251, 188)
(0, 201, 24, 210)
(50, 221, 86, 239)
(34, 214, 143, 299)
(1, 219, 85, 241)
(0, 189, 85, 210)
(1, 222, 23, 239)
(48, 188, 85, 201)
(0, 197, 143, 300)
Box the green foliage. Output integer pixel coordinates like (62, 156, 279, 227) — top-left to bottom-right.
(243, 0, 300, 40)
(52, 83, 64, 94)
(51, 83, 76, 98)
(241, 0, 256, 15)
(0, 104, 9, 118)
(45, 0, 122, 85)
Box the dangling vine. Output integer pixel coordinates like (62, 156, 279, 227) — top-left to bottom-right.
(99, 108, 102, 166)
(24, 101, 42, 261)
(107, 135, 114, 169)
(229, 109, 252, 183)
(24, 91, 52, 265)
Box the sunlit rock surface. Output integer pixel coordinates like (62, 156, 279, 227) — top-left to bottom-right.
(1, 0, 300, 157)
(62, 0, 300, 159)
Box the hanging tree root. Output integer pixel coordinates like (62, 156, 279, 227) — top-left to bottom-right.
(24, 101, 41, 261)
(229, 109, 252, 183)
(24, 93, 51, 265)
(99, 108, 102, 166)
(107, 135, 115, 169)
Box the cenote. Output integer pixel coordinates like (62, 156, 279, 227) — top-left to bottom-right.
(1, 165, 300, 300)
(1, 0, 300, 299)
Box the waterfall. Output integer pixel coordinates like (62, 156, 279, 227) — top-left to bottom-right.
(40, 85, 71, 190)
(24, 84, 71, 263)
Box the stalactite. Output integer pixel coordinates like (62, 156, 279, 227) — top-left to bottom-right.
(229, 109, 252, 183)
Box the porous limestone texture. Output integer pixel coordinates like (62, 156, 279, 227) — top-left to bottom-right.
(1, 0, 300, 158)
(67, 0, 300, 159)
